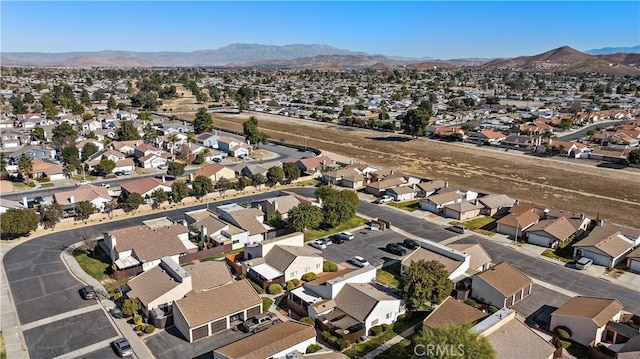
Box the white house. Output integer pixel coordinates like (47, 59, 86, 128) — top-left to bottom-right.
(550, 296, 624, 347)
(573, 222, 640, 267)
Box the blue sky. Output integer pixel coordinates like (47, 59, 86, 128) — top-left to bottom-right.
(2, 1, 639, 59)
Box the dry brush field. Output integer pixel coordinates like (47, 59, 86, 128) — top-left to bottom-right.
(184, 111, 640, 227)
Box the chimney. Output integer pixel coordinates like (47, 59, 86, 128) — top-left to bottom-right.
(390, 170, 394, 175)
(69, 196, 75, 204)
(579, 213, 584, 220)
(22, 197, 28, 208)
(444, 181, 449, 188)
(201, 225, 207, 241)
(597, 219, 604, 227)
(162, 175, 165, 183)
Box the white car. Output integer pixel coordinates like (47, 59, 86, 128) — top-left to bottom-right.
(377, 195, 394, 204)
(351, 256, 370, 268)
(317, 237, 332, 247)
(77, 180, 91, 186)
(101, 183, 111, 188)
(337, 231, 355, 241)
(309, 240, 327, 250)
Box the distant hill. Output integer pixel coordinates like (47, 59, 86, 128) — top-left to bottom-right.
(586, 45, 640, 55)
(59, 56, 155, 67)
(484, 46, 640, 76)
(234, 55, 409, 69)
(405, 61, 457, 71)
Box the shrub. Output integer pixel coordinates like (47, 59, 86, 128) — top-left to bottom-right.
(286, 281, 296, 291)
(488, 306, 499, 314)
(381, 323, 390, 332)
(197, 240, 204, 249)
(321, 330, 332, 342)
(133, 315, 143, 325)
(370, 325, 383, 336)
(207, 242, 214, 249)
(137, 332, 144, 337)
(336, 339, 348, 350)
(301, 317, 315, 326)
(143, 325, 155, 334)
(262, 297, 273, 312)
(554, 326, 572, 340)
(239, 274, 246, 279)
(134, 325, 143, 331)
(464, 298, 477, 307)
(268, 283, 283, 295)
(27, 181, 36, 187)
(397, 313, 407, 321)
(306, 344, 322, 354)
(323, 260, 338, 272)
(247, 279, 265, 294)
(291, 278, 301, 286)
(302, 272, 318, 281)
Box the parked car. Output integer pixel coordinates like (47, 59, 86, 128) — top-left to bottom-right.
(337, 231, 355, 241)
(157, 164, 167, 170)
(350, 256, 370, 268)
(385, 243, 408, 256)
(309, 239, 327, 250)
(101, 183, 111, 188)
(111, 338, 133, 357)
(110, 307, 125, 319)
(377, 195, 394, 204)
(402, 238, 421, 250)
(448, 225, 468, 234)
(213, 158, 222, 163)
(317, 237, 332, 247)
(80, 285, 96, 300)
(77, 180, 91, 186)
(242, 313, 277, 333)
(575, 257, 593, 270)
(330, 235, 345, 244)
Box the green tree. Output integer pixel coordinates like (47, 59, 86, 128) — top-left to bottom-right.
(52, 122, 77, 149)
(92, 88, 107, 102)
(629, 148, 640, 165)
(399, 259, 454, 309)
(41, 203, 63, 229)
(192, 175, 213, 198)
(142, 122, 158, 144)
(17, 156, 33, 183)
(123, 193, 145, 213)
(288, 204, 323, 231)
(167, 133, 180, 154)
(215, 177, 230, 196)
(167, 161, 186, 178)
(282, 162, 301, 183)
(340, 104, 353, 118)
(81, 143, 99, 162)
(171, 180, 189, 203)
(23, 92, 35, 104)
(151, 188, 169, 209)
(117, 121, 141, 140)
(80, 89, 92, 106)
(0, 153, 7, 174)
(243, 116, 268, 147)
(103, 201, 117, 219)
(96, 158, 116, 175)
(321, 191, 357, 227)
(238, 176, 252, 193)
(193, 108, 213, 134)
(107, 96, 117, 110)
(138, 111, 152, 122)
(30, 127, 45, 142)
(414, 324, 496, 359)
(61, 146, 82, 171)
(75, 201, 97, 224)
(315, 185, 338, 203)
(121, 297, 141, 317)
(0, 208, 39, 239)
(251, 173, 266, 190)
(401, 104, 432, 138)
(266, 166, 285, 186)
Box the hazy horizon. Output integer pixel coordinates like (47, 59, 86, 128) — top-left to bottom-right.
(2, 1, 639, 59)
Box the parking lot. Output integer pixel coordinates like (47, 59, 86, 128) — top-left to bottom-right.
(314, 229, 411, 268)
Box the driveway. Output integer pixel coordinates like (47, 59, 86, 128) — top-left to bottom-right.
(318, 230, 409, 268)
(144, 325, 251, 359)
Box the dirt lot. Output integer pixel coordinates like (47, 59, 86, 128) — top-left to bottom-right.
(183, 111, 640, 227)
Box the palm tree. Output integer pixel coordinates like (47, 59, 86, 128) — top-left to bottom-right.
(18, 156, 33, 183)
(186, 131, 195, 149)
(63, 163, 76, 178)
(167, 133, 180, 154)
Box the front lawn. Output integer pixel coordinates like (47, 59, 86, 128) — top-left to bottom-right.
(344, 311, 428, 359)
(376, 262, 402, 289)
(295, 179, 320, 187)
(73, 174, 98, 181)
(73, 246, 112, 282)
(561, 340, 589, 358)
(542, 235, 577, 262)
(387, 200, 420, 212)
(40, 182, 55, 188)
(304, 216, 368, 241)
(450, 217, 496, 236)
(134, 168, 149, 175)
(375, 339, 413, 359)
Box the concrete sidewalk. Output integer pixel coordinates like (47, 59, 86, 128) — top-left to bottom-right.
(60, 243, 155, 359)
(0, 243, 29, 359)
(362, 327, 415, 359)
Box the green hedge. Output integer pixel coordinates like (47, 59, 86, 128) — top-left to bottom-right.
(554, 326, 572, 340)
(306, 344, 322, 354)
(323, 260, 338, 272)
(247, 279, 265, 294)
(262, 297, 273, 312)
(143, 325, 155, 334)
(268, 283, 283, 295)
(302, 272, 318, 281)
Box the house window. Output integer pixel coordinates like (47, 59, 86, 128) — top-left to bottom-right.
(290, 271, 297, 278)
(316, 263, 321, 269)
(386, 313, 391, 319)
(304, 267, 310, 273)
(232, 240, 239, 244)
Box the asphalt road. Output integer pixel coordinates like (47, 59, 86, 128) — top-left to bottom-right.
(317, 230, 409, 268)
(144, 324, 250, 359)
(74, 346, 122, 359)
(557, 121, 624, 141)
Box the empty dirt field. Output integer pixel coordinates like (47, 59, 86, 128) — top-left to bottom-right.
(183, 111, 640, 227)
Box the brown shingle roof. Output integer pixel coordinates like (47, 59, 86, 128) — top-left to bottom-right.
(402, 249, 463, 275)
(423, 296, 487, 329)
(53, 184, 111, 205)
(120, 177, 172, 196)
(524, 217, 576, 241)
(225, 207, 268, 235)
(573, 223, 640, 258)
(214, 321, 316, 359)
(194, 163, 226, 178)
(265, 245, 318, 273)
(126, 266, 181, 307)
(107, 224, 188, 262)
(475, 262, 532, 297)
(366, 177, 406, 190)
(174, 280, 261, 327)
(449, 243, 492, 273)
(496, 211, 540, 228)
(335, 283, 399, 321)
(183, 261, 233, 293)
(485, 315, 556, 359)
(552, 296, 624, 327)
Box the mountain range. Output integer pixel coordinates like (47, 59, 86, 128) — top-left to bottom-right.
(586, 45, 640, 55)
(2, 43, 639, 76)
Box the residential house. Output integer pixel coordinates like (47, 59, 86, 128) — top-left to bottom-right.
(386, 185, 419, 202)
(468, 130, 507, 145)
(588, 147, 631, 164)
(195, 132, 220, 148)
(322, 163, 379, 189)
(243, 231, 305, 261)
(216, 203, 271, 243)
(495, 210, 541, 239)
(625, 247, 640, 274)
(422, 296, 487, 329)
(0, 198, 27, 214)
(443, 200, 484, 220)
(420, 189, 478, 214)
(76, 138, 105, 155)
(415, 180, 448, 198)
(184, 208, 250, 250)
(103, 219, 195, 271)
(193, 163, 236, 182)
(134, 143, 173, 169)
(84, 148, 135, 173)
(573, 222, 640, 267)
(119, 177, 173, 202)
(252, 193, 305, 220)
(501, 135, 537, 151)
(524, 216, 578, 248)
(544, 139, 590, 158)
(8, 145, 55, 164)
(286, 156, 334, 176)
(213, 321, 316, 359)
(366, 176, 407, 197)
(111, 140, 141, 155)
(474, 308, 559, 359)
(448, 243, 492, 274)
(53, 184, 112, 214)
(245, 243, 323, 288)
(217, 136, 251, 157)
(477, 194, 516, 217)
(471, 262, 532, 308)
(550, 296, 624, 347)
(191, 144, 225, 162)
(400, 240, 472, 281)
(232, 163, 269, 179)
(173, 280, 262, 342)
(31, 158, 65, 181)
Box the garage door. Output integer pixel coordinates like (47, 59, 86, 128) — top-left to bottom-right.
(505, 295, 514, 307)
(523, 285, 530, 298)
(191, 325, 209, 341)
(247, 306, 261, 318)
(210, 318, 226, 334)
